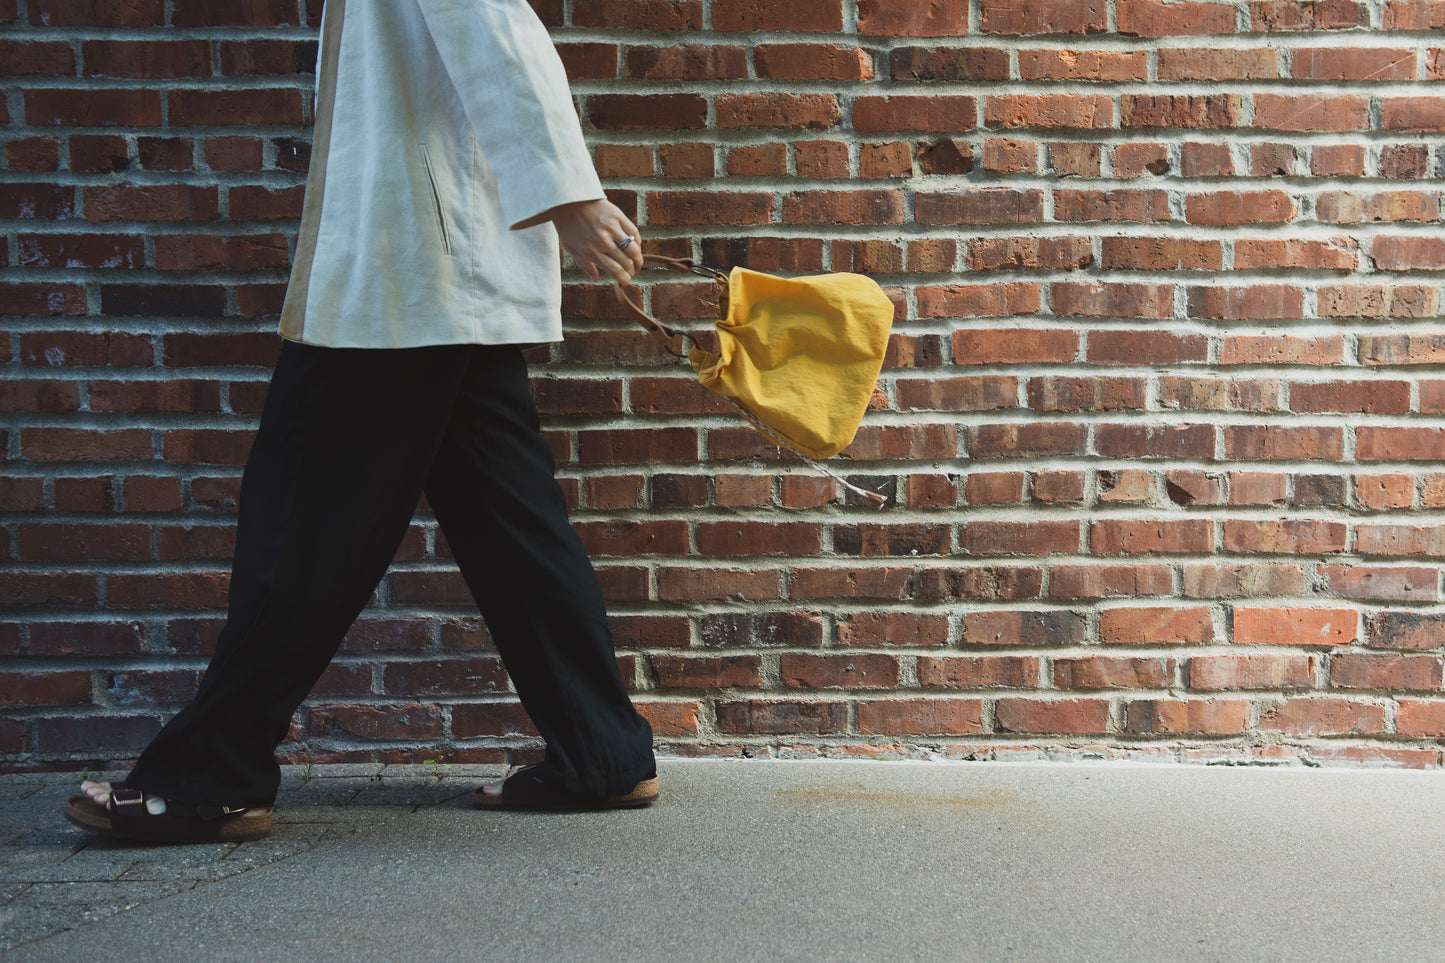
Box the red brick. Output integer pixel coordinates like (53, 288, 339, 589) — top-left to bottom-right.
(162, 429, 254, 466)
(1094, 424, 1215, 459)
(1227, 472, 1288, 506)
(1190, 655, 1315, 690)
(29, 0, 162, 25)
(970, 423, 1087, 458)
(0, 284, 87, 316)
(1049, 142, 1101, 176)
(623, 44, 743, 81)
(1318, 565, 1439, 602)
(1330, 653, 1442, 691)
(789, 567, 912, 600)
(1312, 143, 1366, 176)
(985, 95, 1113, 129)
(960, 520, 1079, 555)
(1382, 97, 1445, 132)
(1019, 49, 1146, 81)
(1054, 188, 1169, 222)
(18, 524, 149, 562)
(996, 698, 1110, 734)
(575, 520, 688, 556)
(451, 701, 537, 737)
(26, 88, 161, 127)
(715, 700, 847, 734)
(6, 137, 60, 172)
(723, 143, 781, 177)
(755, 43, 872, 80)
(1119, 0, 1237, 35)
(1091, 520, 1212, 554)
(651, 655, 761, 688)
(1056, 656, 1174, 689)
(1253, 94, 1369, 131)
(647, 191, 772, 226)
(227, 185, 304, 219)
(1050, 565, 1173, 599)
(853, 96, 977, 133)
(838, 612, 949, 647)
(0, 183, 75, 219)
(82, 39, 210, 77)
(1122, 94, 1242, 127)
(917, 656, 1038, 688)
(890, 47, 1008, 83)
(84, 185, 218, 222)
(982, 138, 1039, 173)
(1258, 698, 1385, 736)
(1233, 607, 1357, 646)
(799, 140, 851, 178)
(857, 699, 983, 735)
(711, 0, 841, 31)
(913, 566, 1044, 601)
(0, 671, 92, 709)
(20, 428, 151, 462)
(1397, 700, 1445, 737)
(717, 93, 840, 130)
(1099, 606, 1214, 645)
(858, 0, 967, 34)
(1220, 334, 1343, 365)
(1250, 0, 1368, 29)
(781, 653, 899, 688)
(656, 567, 779, 602)
(0, 40, 76, 75)
(1180, 564, 1309, 599)
(1355, 475, 1414, 510)
(783, 190, 904, 225)
(1031, 471, 1086, 504)
(1223, 519, 1347, 554)
(572, 0, 701, 29)
(898, 376, 1017, 412)
(917, 188, 1043, 225)
(980, 0, 1106, 33)
(1126, 699, 1250, 734)
(921, 284, 1041, 318)
(697, 522, 821, 557)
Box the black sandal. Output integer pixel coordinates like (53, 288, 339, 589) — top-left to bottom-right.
(65, 787, 273, 843)
(472, 765, 659, 811)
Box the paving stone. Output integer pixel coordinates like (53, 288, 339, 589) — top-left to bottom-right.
(0, 880, 194, 951)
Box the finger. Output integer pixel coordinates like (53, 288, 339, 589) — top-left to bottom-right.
(592, 248, 633, 286)
(615, 215, 644, 272)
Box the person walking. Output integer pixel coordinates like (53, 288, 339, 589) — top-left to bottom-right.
(65, 0, 658, 843)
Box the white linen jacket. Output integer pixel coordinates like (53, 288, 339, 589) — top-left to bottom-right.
(279, 0, 605, 348)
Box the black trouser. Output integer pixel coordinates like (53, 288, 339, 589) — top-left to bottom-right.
(124, 341, 655, 807)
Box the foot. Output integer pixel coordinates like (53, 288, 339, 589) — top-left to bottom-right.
(472, 766, 659, 811)
(66, 783, 272, 842)
(80, 779, 167, 815)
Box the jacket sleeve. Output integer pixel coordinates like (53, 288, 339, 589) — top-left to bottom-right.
(414, 0, 605, 230)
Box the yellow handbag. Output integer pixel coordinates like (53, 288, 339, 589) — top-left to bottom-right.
(615, 256, 895, 506)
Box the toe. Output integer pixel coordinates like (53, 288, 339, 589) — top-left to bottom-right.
(80, 780, 112, 805)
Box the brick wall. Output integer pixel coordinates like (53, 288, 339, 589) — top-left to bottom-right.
(3, 0, 1445, 772)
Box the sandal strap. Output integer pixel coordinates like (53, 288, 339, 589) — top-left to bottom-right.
(107, 788, 246, 822)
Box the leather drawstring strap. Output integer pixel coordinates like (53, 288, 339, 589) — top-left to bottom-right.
(611, 254, 726, 350)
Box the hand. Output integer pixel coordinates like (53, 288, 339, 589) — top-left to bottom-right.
(549, 198, 644, 285)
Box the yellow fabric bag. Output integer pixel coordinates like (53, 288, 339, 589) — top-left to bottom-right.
(686, 267, 894, 460)
(616, 256, 895, 503)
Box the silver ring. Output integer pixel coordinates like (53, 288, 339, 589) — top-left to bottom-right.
(616, 235, 634, 251)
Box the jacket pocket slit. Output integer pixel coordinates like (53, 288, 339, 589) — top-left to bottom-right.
(417, 145, 452, 255)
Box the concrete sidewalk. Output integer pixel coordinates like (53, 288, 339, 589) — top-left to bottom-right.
(2, 759, 1444, 960)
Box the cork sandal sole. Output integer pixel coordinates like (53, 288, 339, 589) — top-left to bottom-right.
(65, 793, 272, 843)
(472, 767, 659, 811)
